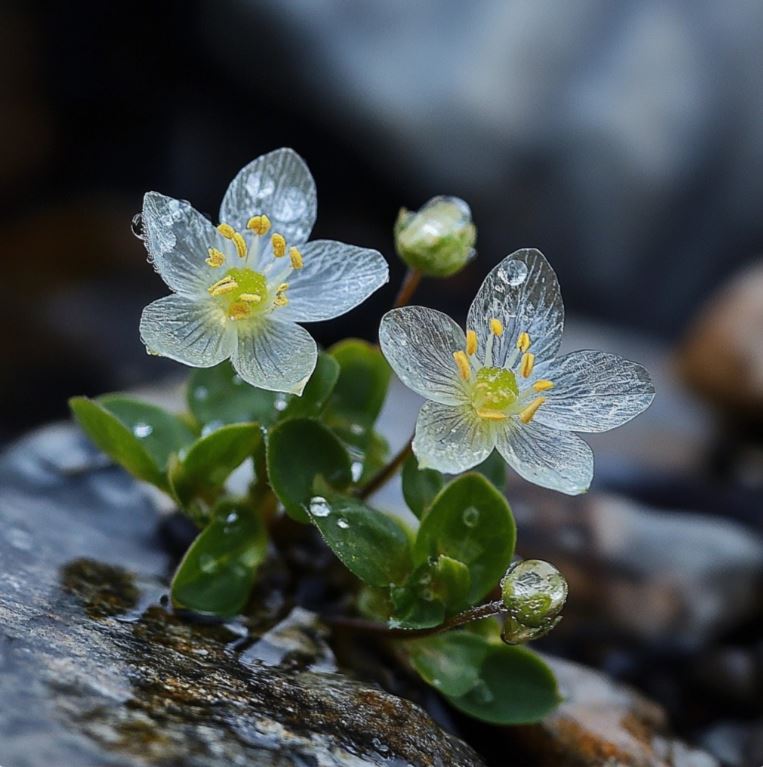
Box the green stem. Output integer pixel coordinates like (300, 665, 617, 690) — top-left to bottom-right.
(356, 436, 413, 500)
(329, 599, 507, 640)
(393, 268, 423, 308)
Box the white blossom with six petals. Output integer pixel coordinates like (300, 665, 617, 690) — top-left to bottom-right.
(139, 148, 388, 394)
(379, 249, 654, 495)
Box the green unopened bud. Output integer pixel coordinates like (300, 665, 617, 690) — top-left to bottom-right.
(394, 196, 476, 277)
(499, 560, 567, 645)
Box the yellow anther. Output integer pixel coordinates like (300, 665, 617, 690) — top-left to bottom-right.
(232, 232, 248, 259)
(228, 301, 252, 320)
(465, 329, 478, 356)
(517, 331, 531, 352)
(489, 318, 504, 337)
(246, 214, 271, 236)
(272, 233, 286, 257)
(208, 278, 238, 297)
(519, 396, 546, 424)
(274, 293, 289, 307)
(520, 352, 535, 378)
(533, 379, 554, 391)
(206, 247, 225, 268)
(217, 223, 236, 239)
(476, 408, 508, 421)
(289, 247, 303, 269)
(276, 282, 289, 293)
(239, 293, 262, 304)
(453, 350, 471, 381)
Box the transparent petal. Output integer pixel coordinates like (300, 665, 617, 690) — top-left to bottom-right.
(379, 307, 469, 406)
(232, 318, 317, 395)
(413, 401, 495, 474)
(534, 350, 655, 433)
(219, 148, 317, 247)
(277, 240, 389, 323)
(140, 295, 235, 367)
(496, 420, 593, 495)
(467, 249, 564, 369)
(142, 193, 221, 298)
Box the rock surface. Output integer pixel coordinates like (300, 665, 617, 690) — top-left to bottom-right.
(0, 424, 484, 767)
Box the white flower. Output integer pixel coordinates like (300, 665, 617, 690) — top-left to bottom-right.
(379, 249, 654, 495)
(139, 148, 388, 395)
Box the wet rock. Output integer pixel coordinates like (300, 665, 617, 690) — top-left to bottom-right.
(515, 657, 719, 767)
(512, 488, 763, 648)
(0, 424, 484, 767)
(678, 260, 763, 426)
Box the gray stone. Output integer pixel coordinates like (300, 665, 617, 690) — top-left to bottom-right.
(0, 424, 484, 767)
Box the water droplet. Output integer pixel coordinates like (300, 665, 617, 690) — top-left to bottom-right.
(337, 518, 350, 530)
(133, 422, 153, 439)
(131, 213, 144, 240)
(193, 386, 209, 402)
(349, 423, 365, 436)
(199, 553, 218, 573)
(225, 511, 239, 525)
(309, 497, 331, 517)
(505, 259, 528, 287)
(351, 461, 363, 481)
(274, 394, 289, 412)
(462, 506, 480, 527)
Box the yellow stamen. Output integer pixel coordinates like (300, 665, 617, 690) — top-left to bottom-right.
(228, 301, 251, 320)
(206, 247, 225, 268)
(465, 330, 478, 356)
(274, 294, 289, 307)
(208, 279, 238, 297)
(517, 331, 531, 353)
(239, 293, 262, 304)
(489, 318, 504, 337)
(453, 350, 471, 381)
(289, 247, 303, 269)
(276, 282, 289, 293)
(519, 396, 546, 424)
(272, 233, 286, 257)
(520, 352, 535, 378)
(476, 408, 508, 421)
(533, 379, 554, 391)
(217, 223, 236, 239)
(232, 232, 248, 259)
(246, 214, 271, 236)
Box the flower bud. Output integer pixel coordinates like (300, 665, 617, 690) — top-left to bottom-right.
(394, 196, 476, 277)
(499, 559, 567, 644)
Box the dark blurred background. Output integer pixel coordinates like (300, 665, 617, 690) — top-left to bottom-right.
(2, 0, 762, 441)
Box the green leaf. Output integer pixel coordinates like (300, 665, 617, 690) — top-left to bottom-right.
(391, 555, 471, 629)
(169, 423, 262, 509)
(70, 396, 195, 491)
(414, 473, 515, 602)
(307, 494, 412, 587)
(280, 353, 339, 420)
(408, 632, 486, 697)
(171, 499, 267, 617)
(402, 453, 445, 518)
(473, 451, 506, 490)
(448, 644, 559, 724)
(267, 418, 353, 522)
(187, 361, 279, 427)
(324, 339, 391, 432)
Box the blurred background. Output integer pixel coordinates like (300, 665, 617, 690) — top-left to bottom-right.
(3, 2, 763, 763)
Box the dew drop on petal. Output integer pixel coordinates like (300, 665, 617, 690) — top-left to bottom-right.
(133, 422, 153, 439)
(309, 497, 331, 517)
(462, 506, 480, 527)
(505, 259, 528, 287)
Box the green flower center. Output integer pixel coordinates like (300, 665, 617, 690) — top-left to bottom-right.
(473, 367, 519, 413)
(208, 267, 269, 321)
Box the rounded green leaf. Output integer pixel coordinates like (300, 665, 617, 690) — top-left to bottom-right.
(279, 352, 339, 420)
(169, 423, 262, 509)
(307, 494, 412, 587)
(267, 418, 353, 522)
(447, 644, 560, 724)
(402, 453, 445, 518)
(408, 632, 487, 697)
(414, 473, 516, 602)
(171, 500, 267, 617)
(187, 361, 280, 427)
